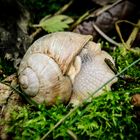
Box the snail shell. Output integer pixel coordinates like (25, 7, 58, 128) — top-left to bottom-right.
(18, 32, 117, 106)
(18, 32, 92, 105)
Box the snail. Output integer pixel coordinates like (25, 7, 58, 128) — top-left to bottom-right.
(18, 32, 117, 106)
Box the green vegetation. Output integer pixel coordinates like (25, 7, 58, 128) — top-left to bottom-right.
(0, 0, 140, 140)
(4, 45, 140, 140)
(34, 15, 74, 33)
(6, 91, 140, 140)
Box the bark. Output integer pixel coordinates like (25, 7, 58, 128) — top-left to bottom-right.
(0, 0, 32, 68)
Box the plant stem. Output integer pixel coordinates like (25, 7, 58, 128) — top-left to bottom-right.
(92, 22, 120, 47)
(115, 20, 140, 49)
(126, 19, 140, 49)
(94, 0, 123, 17)
(70, 10, 91, 30)
(115, 20, 127, 49)
(71, 0, 123, 30)
(30, 28, 42, 39)
(67, 129, 78, 140)
(54, 0, 74, 16)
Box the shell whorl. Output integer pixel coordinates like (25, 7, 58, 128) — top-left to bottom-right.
(18, 53, 72, 105)
(24, 32, 92, 74)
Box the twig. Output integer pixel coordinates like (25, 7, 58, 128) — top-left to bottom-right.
(30, 28, 42, 40)
(67, 129, 78, 140)
(70, 10, 91, 30)
(115, 20, 127, 49)
(40, 57, 140, 140)
(71, 0, 123, 30)
(54, 0, 74, 16)
(126, 19, 140, 49)
(85, 0, 123, 19)
(115, 20, 140, 49)
(92, 22, 120, 47)
(115, 20, 139, 27)
(93, 0, 123, 17)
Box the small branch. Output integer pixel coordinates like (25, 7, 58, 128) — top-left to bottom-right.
(30, 28, 42, 39)
(54, 0, 74, 16)
(71, 0, 123, 30)
(70, 10, 91, 30)
(115, 20, 127, 49)
(115, 20, 140, 49)
(94, 0, 123, 17)
(115, 20, 140, 56)
(126, 19, 140, 49)
(67, 129, 78, 140)
(92, 22, 120, 47)
(31, 24, 41, 28)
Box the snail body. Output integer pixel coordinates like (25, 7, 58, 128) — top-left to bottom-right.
(18, 32, 117, 106)
(70, 42, 116, 105)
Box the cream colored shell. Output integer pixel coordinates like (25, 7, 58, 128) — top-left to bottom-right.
(18, 32, 117, 106)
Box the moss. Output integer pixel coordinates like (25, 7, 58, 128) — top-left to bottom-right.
(112, 46, 140, 90)
(4, 43, 140, 139)
(6, 89, 140, 140)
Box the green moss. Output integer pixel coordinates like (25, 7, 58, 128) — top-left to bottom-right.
(7, 89, 140, 140)
(3, 41, 140, 140)
(112, 46, 140, 90)
(99, 40, 140, 91)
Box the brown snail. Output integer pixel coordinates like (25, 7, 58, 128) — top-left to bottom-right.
(18, 32, 117, 106)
